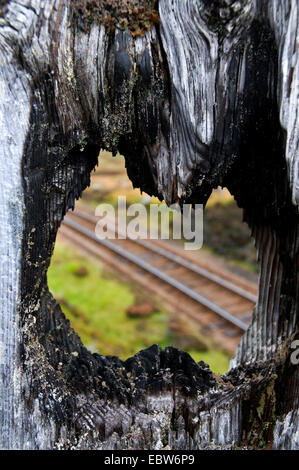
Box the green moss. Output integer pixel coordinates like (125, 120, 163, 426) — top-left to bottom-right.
(245, 378, 277, 449)
(72, 0, 159, 37)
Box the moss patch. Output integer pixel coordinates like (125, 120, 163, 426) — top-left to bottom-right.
(72, 0, 159, 36)
(242, 376, 277, 449)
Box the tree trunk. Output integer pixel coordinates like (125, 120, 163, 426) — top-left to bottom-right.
(0, 0, 298, 450)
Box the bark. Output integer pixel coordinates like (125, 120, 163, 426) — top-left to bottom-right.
(0, 0, 298, 450)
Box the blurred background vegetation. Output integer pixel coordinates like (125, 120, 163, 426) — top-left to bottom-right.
(76, 152, 257, 275)
(48, 242, 230, 373)
(48, 151, 258, 375)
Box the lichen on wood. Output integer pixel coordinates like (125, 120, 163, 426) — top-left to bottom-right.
(72, 0, 159, 36)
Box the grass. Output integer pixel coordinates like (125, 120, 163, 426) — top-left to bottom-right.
(48, 241, 231, 374)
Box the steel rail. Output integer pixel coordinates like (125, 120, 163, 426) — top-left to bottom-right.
(71, 209, 257, 303)
(63, 217, 248, 332)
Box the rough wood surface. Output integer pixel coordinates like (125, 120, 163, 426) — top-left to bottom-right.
(0, 0, 298, 449)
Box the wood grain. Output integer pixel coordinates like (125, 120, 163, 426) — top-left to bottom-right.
(0, 0, 298, 449)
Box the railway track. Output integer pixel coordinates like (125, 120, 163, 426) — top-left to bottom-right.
(59, 208, 257, 354)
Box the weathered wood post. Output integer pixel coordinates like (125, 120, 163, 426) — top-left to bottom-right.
(0, 0, 298, 449)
